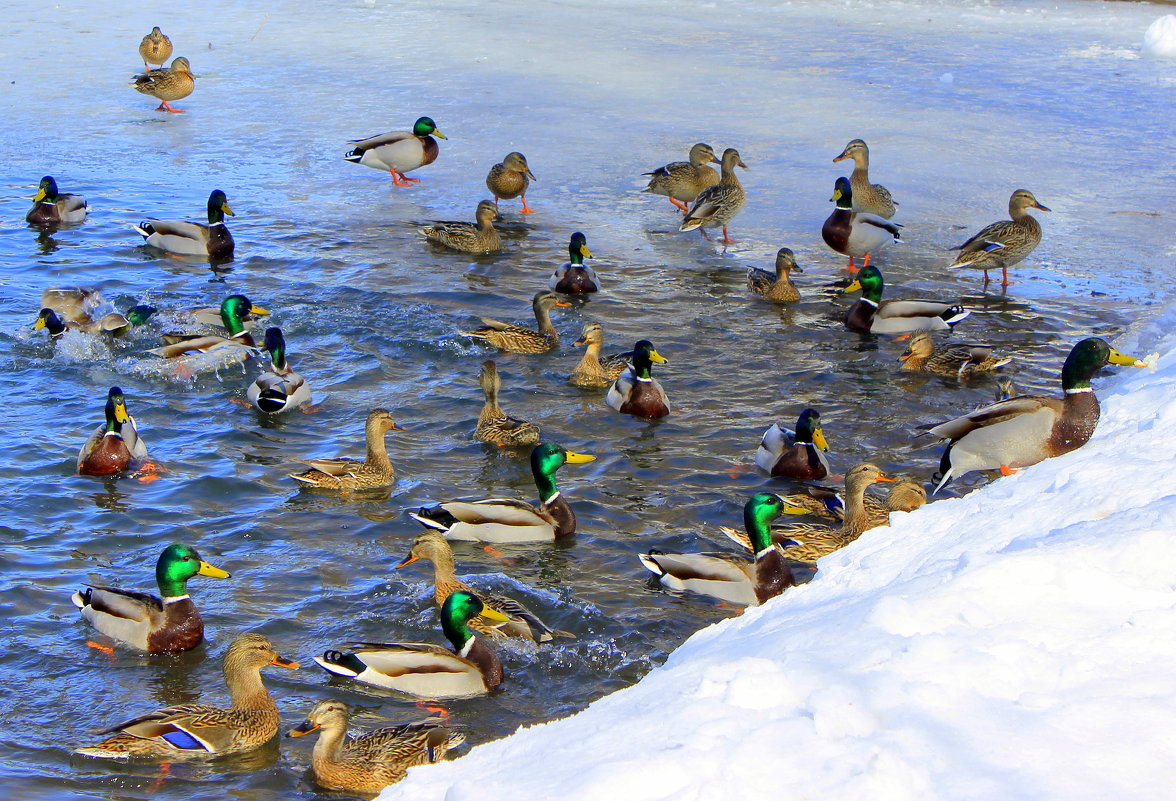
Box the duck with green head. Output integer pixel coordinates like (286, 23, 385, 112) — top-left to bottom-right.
(345, 116, 447, 186)
(134, 189, 234, 260)
(72, 543, 230, 652)
(606, 340, 671, 418)
(410, 443, 596, 543)
(26, 176, 88, 225)
(248, 327, 312, 414)
(844, 264, 970, 335)
(821, 176, 901, 272)
(76, 387, 150, 476)
(548, 232, 599, 294)
(754, 408, 831, 480)
(35, 305, 156, 337)
(927, 337, 1146, 494)
(314, 591, 510, 697)
(640, 493, 816, 606)
(147, 294, 263, 360)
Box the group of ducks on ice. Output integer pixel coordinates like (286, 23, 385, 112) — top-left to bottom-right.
(26, 25, 1151, 796)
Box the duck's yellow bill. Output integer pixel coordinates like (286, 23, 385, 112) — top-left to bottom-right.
(479, 605, 512, 623)
(649, 349, 668, 364)
(221, 203, 235, 217)
(564, 451, 596, 464)
(33, 317, 46, 330)
(114, 400, 131, 424)
(433, 130, 448, 140)
(778, 500, 809, 516)
(1107, 348, 1145, 368)
(198, 561, 231, 579)
(813, 428, 829, 452)
(250, 304, 269, 316)
(33, 188, 47, 202)
(844, 279, 862, 293)
(581, 246, 593, 259)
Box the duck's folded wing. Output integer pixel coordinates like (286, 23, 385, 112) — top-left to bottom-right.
(858, 214, 902, 237)
(878, 300, 954, 319)
(955, 220, 1014, 252)
(142, 220, 209, 241)
(438, 499, 549, 526)
(350, 130, 412, 148)
(293, 457, 359, 475)
(641, 551, 752, 582)
(80, 585, 163, 619)
(926, 396, 1056, 440)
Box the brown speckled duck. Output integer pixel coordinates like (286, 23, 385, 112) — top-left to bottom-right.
(680, 147, 747, 243)
(485, 152, 536, 213)
(288, 408, 403, 492)
(420, 200, 502, 254)
(462, 291, 569, 354)
(642, 142, 720, 213)
(474, 360, 540, 446)
(132, 56, 194, 113)
(833, 139, 898, 219)
(569, 323, 630, 388)
(948, 189, 1050, 287)
(747, 247, 802, 303)
(138, 26, 172, 70)
(898, 331, 1011, 378)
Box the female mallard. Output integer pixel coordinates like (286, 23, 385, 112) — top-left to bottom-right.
(134, 189, 234, 260)
(77, 387, 150, 477)
(345, 117, 446, 186)
(927, 337, 1145, 494)
(948, 189, 1051, 287)
(287, 701, 464, 794)
(833, 139, 898, 219)
(754, 408, 831, 480)
(485, 152, 536, 213)
(898, 331, 1010, 378)
(462, 291, 569, 354)
(844, 265, 970, 335)
(747, 247, 802, 303)
(769, 479, 927, 529)
(35, 305, 156, 337)
(420, 200, 502, 254)
(396, 532, 567, 643)
(289, 408, 403, 492)
(639, 493, 816, 606)
(146, 294, 260, 363)
(995, 376, 1018, 401)
(314, 591, 510, 697)
(642, 143, 720, 212)
(40, 287, 99, 323)
(26, 176, 88, 225)
(132, 56, 194, 113)
(75, 632, 298, 759)
(822, 176, 901, 271)
(606, 340, 670, 418)
(410, 442, 595, 543)
(474, 360, 539, 446)
(138, 26, 172, 70)
(569, 322, 630, 388)
(72, 543, 230, 652)
(548, 232, 599, 294)
(680, 147, 747, 243)
(249, 327, 312, 414)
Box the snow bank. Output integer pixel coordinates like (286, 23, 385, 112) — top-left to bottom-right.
(1143, 15, 1176, 59)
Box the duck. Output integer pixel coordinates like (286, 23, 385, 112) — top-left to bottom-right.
(26, 176, 88, 225)
(832, 139, 898, 219)
(345, 117, 447, 186)
(40, 287, 99, 323)
(76, 387, 151, 477)
(289, 408, 403, 492)
(138, 26, 172, 70)
(134, 189, 234, 260)
(822, 176, 901, 271)
(35, 305, 156, 338)
(995, 376, 1018, 401)
(72, 543, 230, 652)
(314, 591, 510, 697)
(473, 360, 539, 446)
(420, 200, 502, 254)
(287, 701, 465, 794)
(898, 331, 1011, 378)
(410, 442, 596, 543)
(927, 337, 1145, 494)
(485, 151, 537, 213)
(146, 294, 260, 362)
(639, 493, 817, 606)
(569, 322, 630, 388)
(747, 247, 802, 302)
(75, 632, 299, 759)
(948, 189, 1051, 287)
(248, 328, 312, 414)
(642, 143, 721, 213)
(132, 56, 194, 113)
(547, 232, 599, 294)
(606, 340, 670, 418)
(461, 291, 569, 354)
(679, 147, 747, 243)
(395, 532, 568, 643)
(753, 408, 831, 480)
(770, 479, 927, 528)
(844, 265, 971, 335)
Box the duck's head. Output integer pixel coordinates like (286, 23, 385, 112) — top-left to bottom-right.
(170, 56, 192, 73)
(503, 152, 536, 180)
(478, 359, 502, 394)
(1062, 337, 1145, 389)
(33, 176, 60, 203)
(156, 542, 230, 597)
(262, 327, 288, 369)
(219, 294, 265, 332)
(206, 189, 233, 224)
(533, 290, 572, 312)
(475, 200, 500, 225)
(688, 143, 720, 166)
(365, 407, 405, 435)
(720, 148, 748, 170)
(126, 305, 158, 327)
(288, 700, 348, 738)
(1009, 189, 1050, 215)
(844, 462, 896, 493)
(743, 492, 792, 552)
(441, 591, 510, 647)
(223, 632, 299, 675)
(396, 531, 450, 569)
(33, 308, 66, 337)
(795, 408, 828, 451)
(830, 176, 853, 208)
(413, 116, 447, 140)
(574, 322, 604, 347)
(888, 480, 927, 512)
(568, 232, 592, 261)
(530, 442, 596, 480)
(630, 339, 667, 378)
(898, 331, 934, 362)
(843, 264, 883, 299)
(775, 247, 800, 273)
(833, 139, 868, 164)
(149, 26, 164, 36)
(103, 386, 133, 432)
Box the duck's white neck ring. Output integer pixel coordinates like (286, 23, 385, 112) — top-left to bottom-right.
(163, 594, 191, 604)
(1064, 387, 1093, 395)
(543, 490, 561, 506)
(860, 298, 879, 308)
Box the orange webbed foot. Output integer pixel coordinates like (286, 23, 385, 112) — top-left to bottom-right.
(86, 641, 116, 655)
(998, 465, 1022, 476)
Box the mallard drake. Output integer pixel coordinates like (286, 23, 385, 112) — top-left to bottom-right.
(248, 328, 312, 414)
(146, 294, 260, 362)
(420, 200, 502, 254)
(548, 232, 599, 294)
(396, 532, 568, 643)
(75, 632, 298, 759)
(473, 360, 539, 446)
(898, 331, 1010, 378)
(314, 591, 510, 697)
(772, 479, 927, 528)
(642, 143, 720, 212)
(948, 189, 1051, 287)
(844, 265, 971, 335)
(607, 340, 670, 419)
(822, 176, 901, 271)
(747, 247, 802, 303)
(35, 305, 156, 337)
(26, 176, 88, 225)
(927, 337, 1145, 494)
(185, 301, 268, 329)
(485, 151, 536, 213)
(289, 408, 403, 492)
(72, 543, 230, 652)
(833, 139, 898, 219)
(134, 189, 234, 260)
(410, 442, 595, 543)
(138, 26, 172, 70)
(754, 409, 831, 480)
(680, 147, 747, 243)
(569, 322, 630, 388)
(639, 493, 816, 606)
(462, 291, 569, 354)
(76, 387, 150, 477)
(345, 117, 447, 186)
(287, 701, 464, 794)
(132, 56, 194, 113)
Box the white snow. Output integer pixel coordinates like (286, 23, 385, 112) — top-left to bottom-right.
(1144, 15, 1176, 59)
